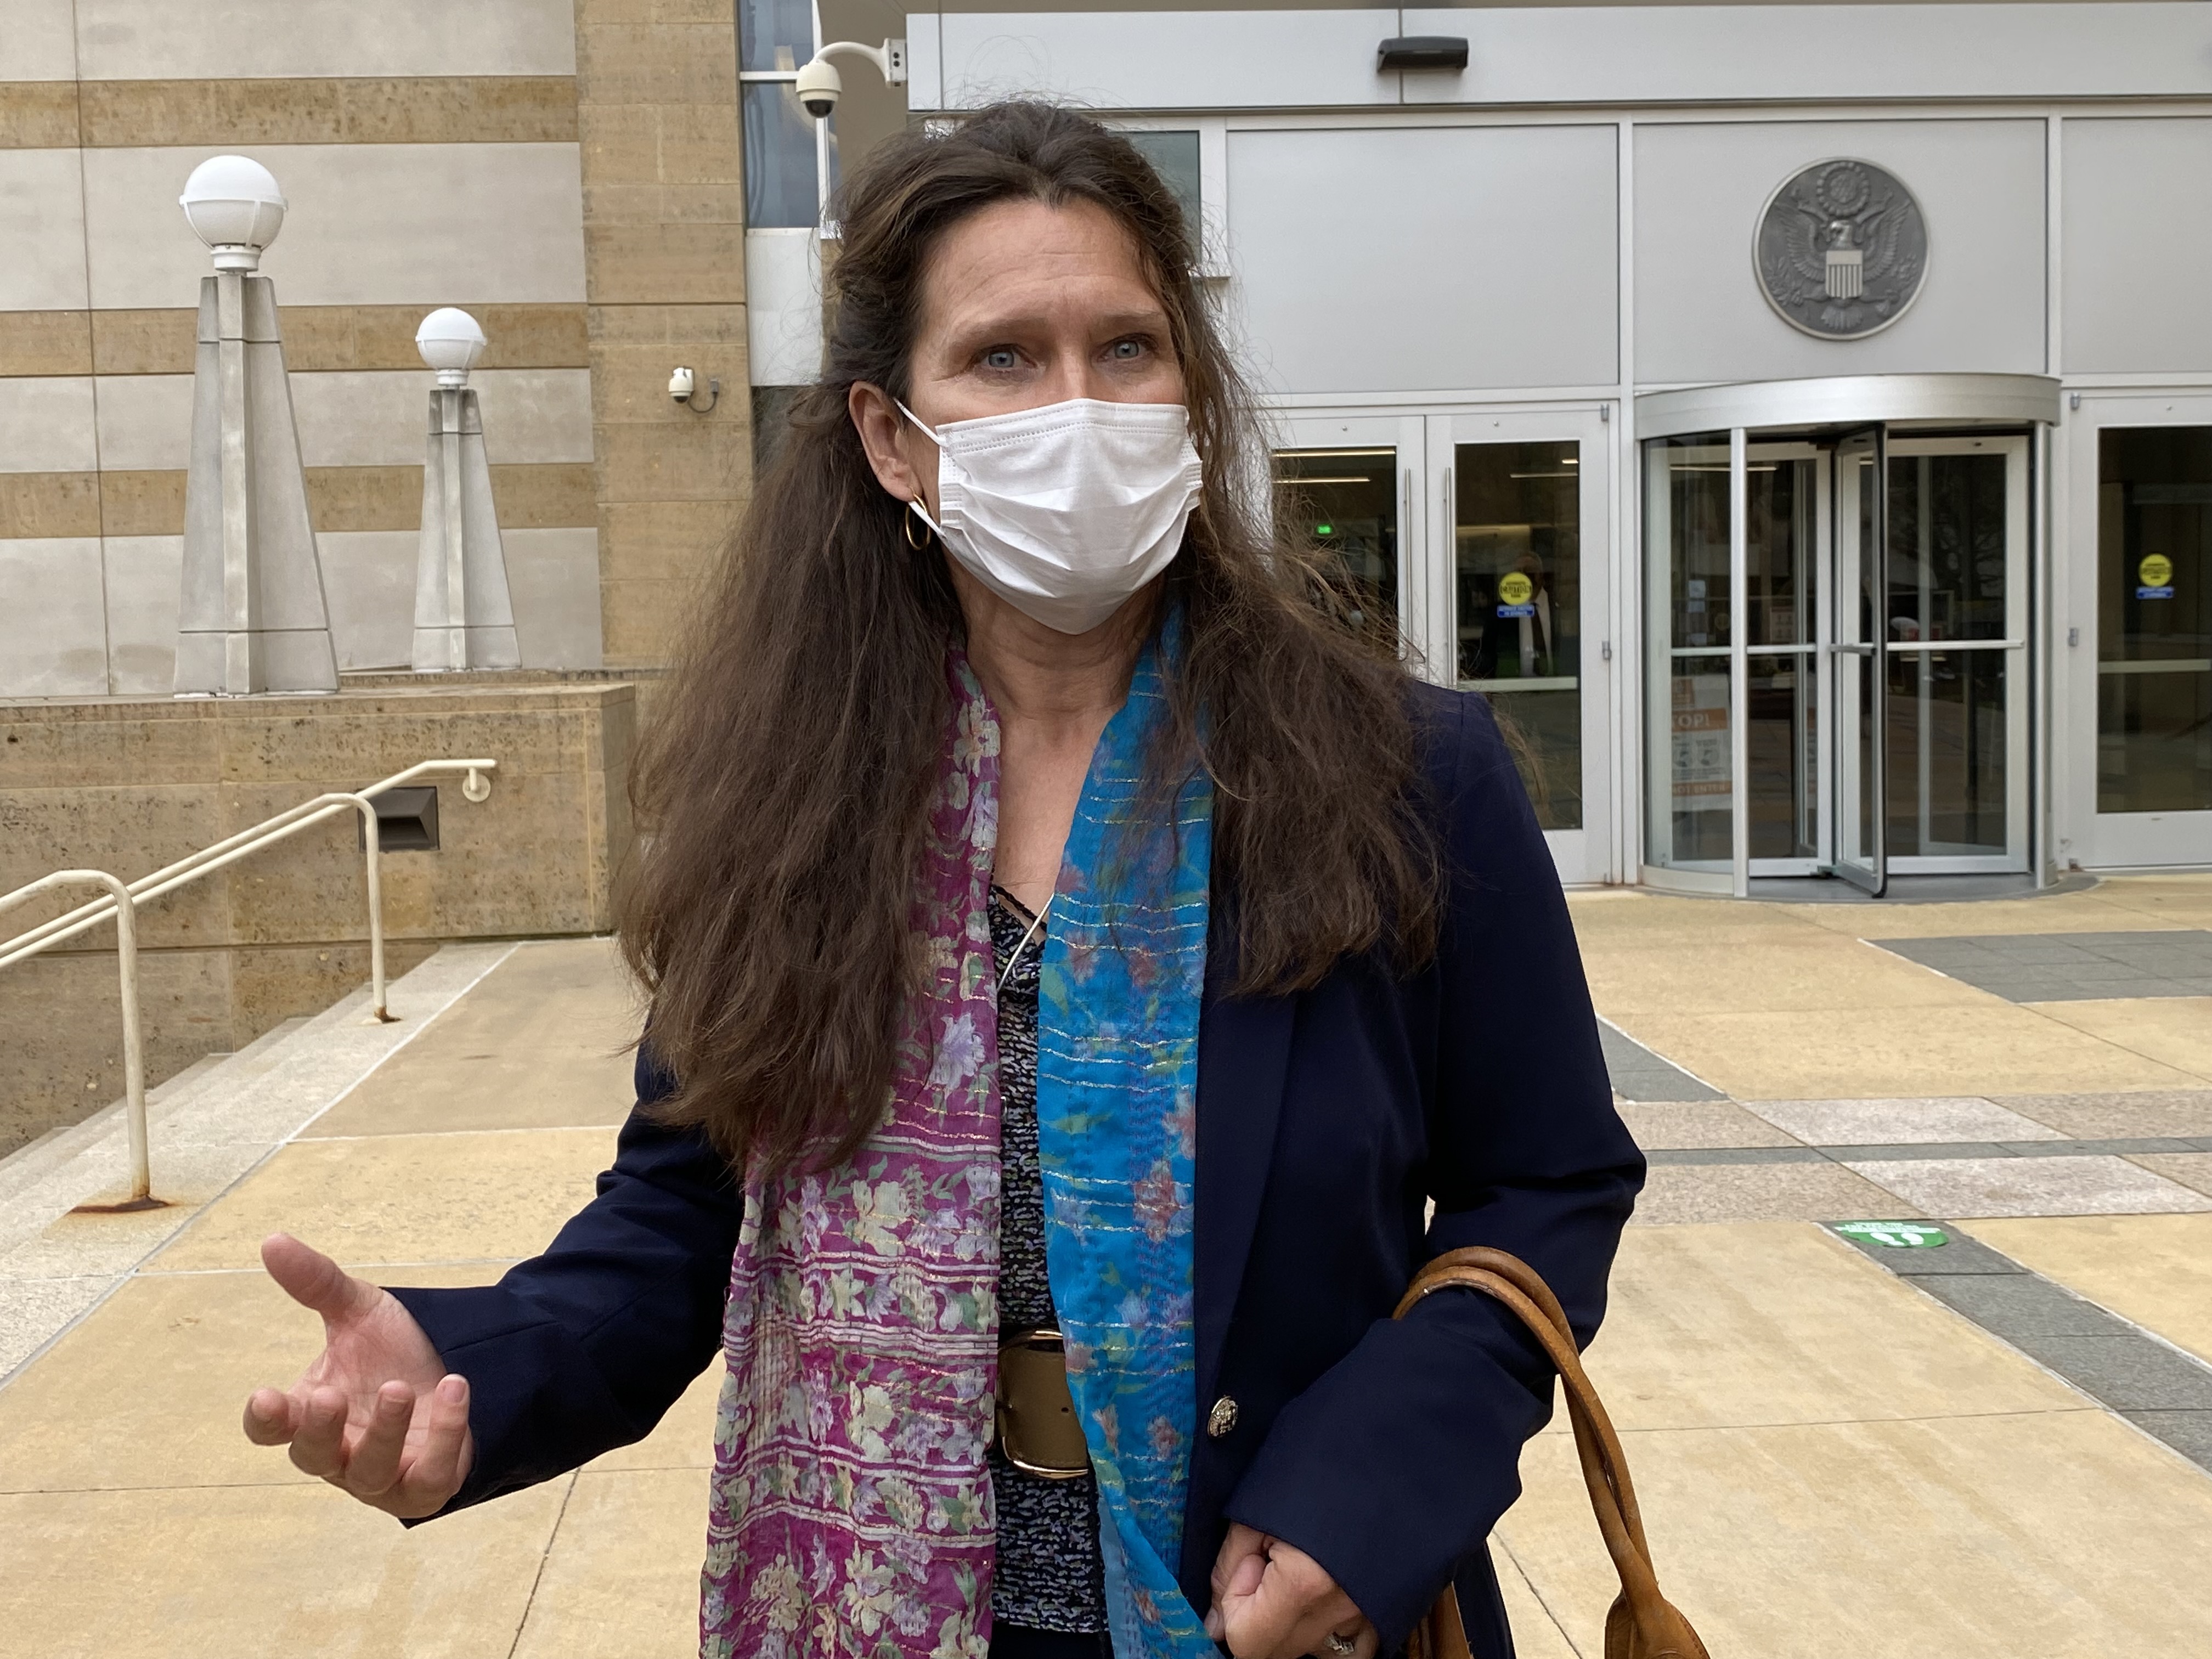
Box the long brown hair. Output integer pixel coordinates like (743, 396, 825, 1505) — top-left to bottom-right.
(619, 101, 1439, 1172)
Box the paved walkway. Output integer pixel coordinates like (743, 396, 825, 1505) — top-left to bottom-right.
(3, 878, 2210, 1656)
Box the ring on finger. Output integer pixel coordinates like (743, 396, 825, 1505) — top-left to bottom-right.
(1322, 1633, 1358, 1657)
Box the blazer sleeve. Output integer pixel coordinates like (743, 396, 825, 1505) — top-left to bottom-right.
(1222, 690, 1646, 1645)
(385, 1045, 743, 1517)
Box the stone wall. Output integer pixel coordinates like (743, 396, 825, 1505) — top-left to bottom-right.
(0, 681, 635, 1156)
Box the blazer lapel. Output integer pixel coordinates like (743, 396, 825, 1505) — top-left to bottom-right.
(1193, 964, 1294, 1412)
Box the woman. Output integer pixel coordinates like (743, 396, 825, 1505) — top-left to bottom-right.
(242, 103, 1641, 1659)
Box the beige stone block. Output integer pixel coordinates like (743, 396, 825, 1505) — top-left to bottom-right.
(588, 302, 749, 347)
(583, 180, 746, 227)
(1630, 1161, 1921, 1227)
(100, 531, 185, 692)
(0, 699, 218, 787)
(575, 24, 738, 105)
(98, 467, 188, 535)
(577, 0, 733, 24)
(87, 307, 199, 375)
(0, 1262, 506, 1493)
(591, 417, 746, 500)
(148, 1127, 620, 1272)
(1567, 890, 1819, 949)
(0, 472, 100, 538)
(1585, 1223, 2081, 1436)
(0, 375, 98, 472)
(584, 222, 747, 306)
(504, 527, 607, 669)
(2023, 996, 2212, 1083)
(578, 101, 741, 185)
(0, 535, 107, 695)
(0, 1480, 567, 1658)
(0, 78, 80, 147)
(510, 1468, 710, 1658)
(334, 76, 578, 146)
(226, 940, 441, 1041)
(0, 150, 89, 312)
(1994, 1088, 2212, 1139)
(590, 340, 751, 425)
(78, 76, 348, 146)
(0, 309, 93, 377)
(595, 497, 737, 584)
(308, 938, 641, 1137)
(1610, 1004, 2204, 1101)
(1508, 1408, 2212, 1659)
(599, 577, 706, 666)
(1962, 1212, 2212, 1367)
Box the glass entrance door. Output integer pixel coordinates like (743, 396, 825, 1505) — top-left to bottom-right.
(1270, 407, 1614, 884)
(1644, 424, 2032, 893)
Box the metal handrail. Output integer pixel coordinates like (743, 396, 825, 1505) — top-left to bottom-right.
(0, 871, 153, 1207)
(0, 758, 497, 1206)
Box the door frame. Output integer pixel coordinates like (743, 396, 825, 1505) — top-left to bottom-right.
(1266, 402, 1619, 886)
(2063, 390, 2212, 871)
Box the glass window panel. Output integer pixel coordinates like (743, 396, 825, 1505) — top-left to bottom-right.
(1644, 435, 1733, 870)
(1886, 650, 2009, 855)
(1887, 453, 2007, 642)
(1746, 457, 1815, 646)
(1125, 131, 1203, 242)
(1456, 441, 1580, 830)
(1748, 652, 1818, 860)
(738, 0, 812, 71)
(2097, 427, 2212, 813)
(743, 81, 822, 229)
(1272, 447, 1397, 635)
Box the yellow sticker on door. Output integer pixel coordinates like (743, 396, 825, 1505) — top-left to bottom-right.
(2138, 552, 2175, 600)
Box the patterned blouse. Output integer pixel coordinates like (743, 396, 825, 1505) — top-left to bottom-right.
(988, 887, 1110, 1634)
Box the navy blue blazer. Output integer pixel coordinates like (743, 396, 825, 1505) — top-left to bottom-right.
(389, 685, 1643, 1655)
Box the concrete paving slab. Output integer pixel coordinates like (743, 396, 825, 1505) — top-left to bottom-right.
(0, 1264, 508, 1496)
(1745, 1095, 2064, 1145)
(2005, 1334, 2212, 1412)
(0, 1478, 568, 1659)
(2125, 1410, 2212, 1468)
(1607, 1003, 2202, 1101)
(146, 1128, 619, 1273)
(1851, 1155, 2212, 1219)
(1491, 1543, 1579, 1659)
(2130, 1151, 2212, 1198)
(2025, 997, 2212, 1083)
(1632, 1162, 1921, 1224)
(306, 937, 640, 1138)
(1961, 1214, 2212, 1368)
(1910, 1271, 2135, 1340)
(507, 1468, 709, 1659)
(1597, 1019, 1725, 1102)
(1579, 1224, 2083, 1432)
(1582, 936, 1990, 1015)
(1990, 1090, 2212, 1139)
(1497, 1409, 2212, 1659)
(0, 1277, 108, 1378)
(1615, 1101, 1802, 1149)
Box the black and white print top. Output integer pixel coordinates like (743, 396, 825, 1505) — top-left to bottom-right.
(989, 887, 1110, 1635)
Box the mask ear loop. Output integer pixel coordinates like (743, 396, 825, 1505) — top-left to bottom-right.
(996, 893, 1051, 998)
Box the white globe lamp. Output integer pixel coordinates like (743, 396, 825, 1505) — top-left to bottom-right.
(415, 308, 488, 387)
(179, 155, 287, 272)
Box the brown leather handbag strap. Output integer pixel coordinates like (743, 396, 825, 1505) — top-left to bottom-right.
(1396, 1247, 1709, 1659)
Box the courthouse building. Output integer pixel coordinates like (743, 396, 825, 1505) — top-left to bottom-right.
(4, 0, 2210, 898)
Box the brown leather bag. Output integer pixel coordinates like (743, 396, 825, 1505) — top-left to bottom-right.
(1396, 1248, 1711, 1659)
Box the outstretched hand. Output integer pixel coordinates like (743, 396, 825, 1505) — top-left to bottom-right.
(241, 1233, 473, 1519)
(1206, 1522, 1378, 1659)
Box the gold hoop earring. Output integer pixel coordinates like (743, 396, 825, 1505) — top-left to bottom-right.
(903, 501, 932, 550)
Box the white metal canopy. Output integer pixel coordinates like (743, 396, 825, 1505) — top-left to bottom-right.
(1634, 374, 2063, 439)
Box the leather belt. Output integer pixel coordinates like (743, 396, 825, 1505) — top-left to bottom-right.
(993, 1327, 1091, 1480)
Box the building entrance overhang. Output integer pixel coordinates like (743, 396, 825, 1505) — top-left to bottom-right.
(1635, 374, 2062, 442)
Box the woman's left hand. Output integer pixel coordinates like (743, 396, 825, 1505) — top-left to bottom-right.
(1205, 1522, 1378, 1659)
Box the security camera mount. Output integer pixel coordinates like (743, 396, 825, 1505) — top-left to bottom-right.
(669, 366, 720, 414)
(797, 38, 907, 120)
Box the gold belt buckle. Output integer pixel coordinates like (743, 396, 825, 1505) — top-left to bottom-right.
(994, 1327, 1091, 1480)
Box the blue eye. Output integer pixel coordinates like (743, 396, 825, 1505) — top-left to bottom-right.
(1111, 339, 1144, 360)
(983, 348, 1018, 370)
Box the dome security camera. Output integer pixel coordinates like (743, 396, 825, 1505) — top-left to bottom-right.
(795, 56, 842, 119)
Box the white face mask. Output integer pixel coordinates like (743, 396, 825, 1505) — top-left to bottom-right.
(899, 397, 1203, 635)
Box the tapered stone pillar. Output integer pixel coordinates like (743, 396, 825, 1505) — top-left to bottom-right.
(173, 158, 337, 696)
(411, 309, 520, 671)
